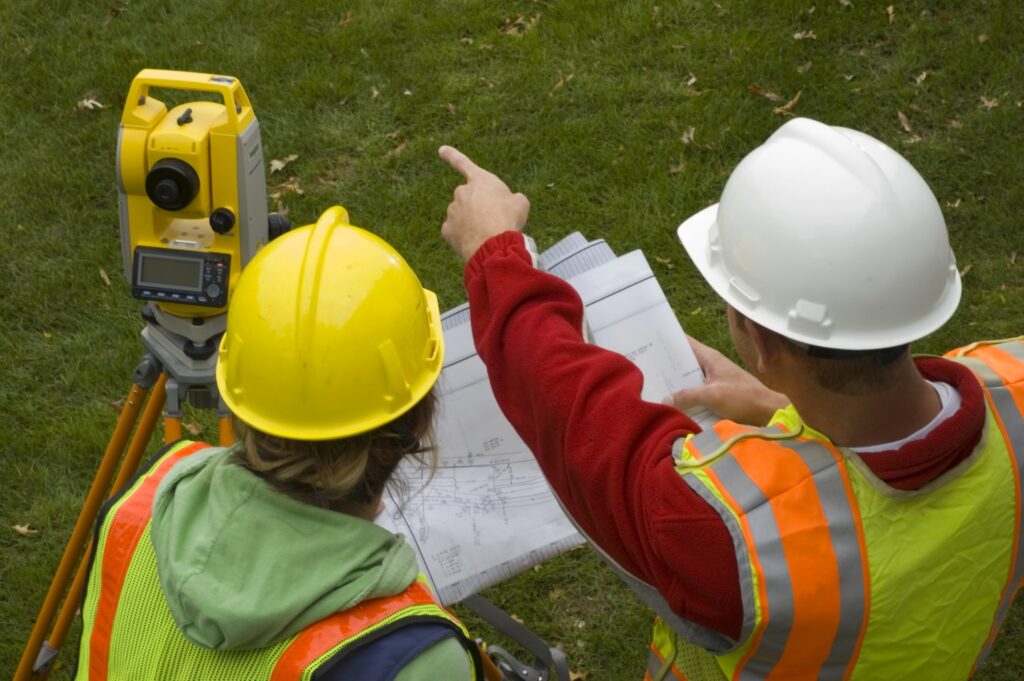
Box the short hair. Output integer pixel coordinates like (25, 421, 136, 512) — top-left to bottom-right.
(232, 389, 438, 510)
(778, 337, 909, 396)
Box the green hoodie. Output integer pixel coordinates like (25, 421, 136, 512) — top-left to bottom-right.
(149, 445, 472, 679)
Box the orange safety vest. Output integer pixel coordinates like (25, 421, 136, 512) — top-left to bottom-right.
(641, 338, 1024, 681)
(74, 440, 481, 680)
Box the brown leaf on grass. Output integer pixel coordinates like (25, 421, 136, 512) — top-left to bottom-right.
(74, 94, 107, 113)
(270, 177, 304, 201)
(897, 111, 913, 133)
(797, 61, 813, 74)
(441, 102, 457, 114)
(886, 5, 895, 24)
(550, 73, 574, 93)
(1010, 251, 1018, 265)
(500, 13, 542, 37)
(837, 0, 853, 7)
(654, 256, 674, 268)
(270, 154, 299, 174)
(773, 90, 802, 116)
(980, 96, 999, 109)
(686, 72, 698, 86)
(385, 142, 408, 158)
(914, 71, 930, 85)
(13, 524, 38, 536)
(42, 331, 52, 338)
(668, 163, 685, 176)
(99, 268, 111, 286)
(946, 198, 962, 209)
(949, 118, 964, 128)
(569, 671, 587, 681)
(793, 31, 817, 40)
(510, 613, 525, 624)
(338, 12, 357, 28)
(371, 86, 380, 99)
(183, 418, 203, 437)
(748, 83, 784, 102)
(959, 264, 973, 278)
(548, 587, 564, 600)
(977, 34, 990, 43)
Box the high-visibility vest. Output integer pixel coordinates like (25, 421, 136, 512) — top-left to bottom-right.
(643, 338, 1024, 681)
(74, 440, 482, 681)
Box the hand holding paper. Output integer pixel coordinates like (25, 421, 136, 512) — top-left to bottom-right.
(665, 337, 789, 427)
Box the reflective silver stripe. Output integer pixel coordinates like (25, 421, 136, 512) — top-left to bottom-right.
(789, 440, 866, 681)
(969, 352, 1024, 667)
(685, 433, 866, 680)
(996, 340, 1024, 363)
(706, 456, 792, 681)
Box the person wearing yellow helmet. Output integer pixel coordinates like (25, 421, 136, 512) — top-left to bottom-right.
(74, 206, 482, 680)
(437, 118, 1024, 680)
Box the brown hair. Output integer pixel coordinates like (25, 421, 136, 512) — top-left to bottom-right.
(778, 337, 909, 396)
(232, 389, 438, 512)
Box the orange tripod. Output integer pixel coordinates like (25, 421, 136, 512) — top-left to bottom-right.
(14, 308, 232, 680)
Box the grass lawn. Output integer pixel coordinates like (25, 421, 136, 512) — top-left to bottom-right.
(2, 0, 1023, 678)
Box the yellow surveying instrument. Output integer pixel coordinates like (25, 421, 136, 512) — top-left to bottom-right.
(15, 69, 289, 680)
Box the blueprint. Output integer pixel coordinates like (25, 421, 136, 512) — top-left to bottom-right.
(379, 233, 709, 605)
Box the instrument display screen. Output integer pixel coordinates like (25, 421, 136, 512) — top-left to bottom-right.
(137, 252, 203, 291)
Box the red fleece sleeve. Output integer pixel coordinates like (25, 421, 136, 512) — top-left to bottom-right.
(463, 231, 744, 640)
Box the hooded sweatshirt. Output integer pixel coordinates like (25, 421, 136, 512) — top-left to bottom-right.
(148, 445, 472, 679)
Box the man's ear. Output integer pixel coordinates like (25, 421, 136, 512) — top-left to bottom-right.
(744, 318, 783, 375)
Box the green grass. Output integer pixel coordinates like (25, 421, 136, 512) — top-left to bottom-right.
(2, 0, 1023, 678)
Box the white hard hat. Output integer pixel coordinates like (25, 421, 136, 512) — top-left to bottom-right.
(678, 117, 961, 351)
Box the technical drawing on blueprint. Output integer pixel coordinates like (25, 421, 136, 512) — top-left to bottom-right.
(379, 233, 709, 605)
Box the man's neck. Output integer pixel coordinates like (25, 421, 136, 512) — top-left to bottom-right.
(786, 359, 942, 449)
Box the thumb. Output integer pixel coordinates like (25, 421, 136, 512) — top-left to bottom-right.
(439, 145, 484, 180)
(663, 385, 712, 413)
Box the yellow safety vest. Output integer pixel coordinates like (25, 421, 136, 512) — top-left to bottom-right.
(74, 440, 480, 680)
(644, 338, 1024, 681)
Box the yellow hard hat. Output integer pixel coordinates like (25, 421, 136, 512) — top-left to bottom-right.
(216, 206, 444, 440)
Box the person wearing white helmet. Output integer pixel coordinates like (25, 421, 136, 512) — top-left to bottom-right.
(438, 118, 1024, 680)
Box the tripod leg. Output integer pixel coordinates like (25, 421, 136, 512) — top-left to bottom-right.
(219, 416, 235, 446)
(14, 382, 151, 681)
(37, 373, 169, 676)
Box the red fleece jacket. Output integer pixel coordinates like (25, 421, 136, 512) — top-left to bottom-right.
(464, 231, 987, 641)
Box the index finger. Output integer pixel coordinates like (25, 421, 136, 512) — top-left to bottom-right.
(438, 145, 484, 180)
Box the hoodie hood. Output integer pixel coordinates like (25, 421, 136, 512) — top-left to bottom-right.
(150, 446, 418, 651)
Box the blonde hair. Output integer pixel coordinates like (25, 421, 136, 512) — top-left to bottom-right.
(232, 390, 438, 510)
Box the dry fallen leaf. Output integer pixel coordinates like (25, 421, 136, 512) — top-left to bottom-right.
(338, 12, 357, 27)
(977, 34, 990, 43)
(371, 86, 380, 99)
(748, 83, 784, 102)
(270, 177, 304, 200)
(686, 71, 698, 86)
(442, 102, 457, 114)
(74, 96, 107, 113)
(551, 73, 574, 93)
(270, 154, 299, 174)
(886, 5, 895, 24)
(13, 524, 38, 537)
(99, 268, 111, 286)
(1010, 251, 1018, 265)
(949, 118, 964, 129)
(837, 0, 853, 7)
(42, 331, 52, 338)
(569, 671, 587, 681)
(668, 163, 685, 176)
(793, 31, 817, 40)
(914, 71, 929, 85)
(959, 264, 973, 278)
(510, 613, 525, 624)
(797, 61, 813, 74)
(654, 256, 674, 268)
(980, 96, 999, 109)
(946, 198, 963, 209)
(403, 89, 412, 96)
(897, 111, 913, 133)
(183, 418, 203, 437)
(548, 587, 564, 600)
(501, 13, 542, 37)
(774, 90, 802, 116)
